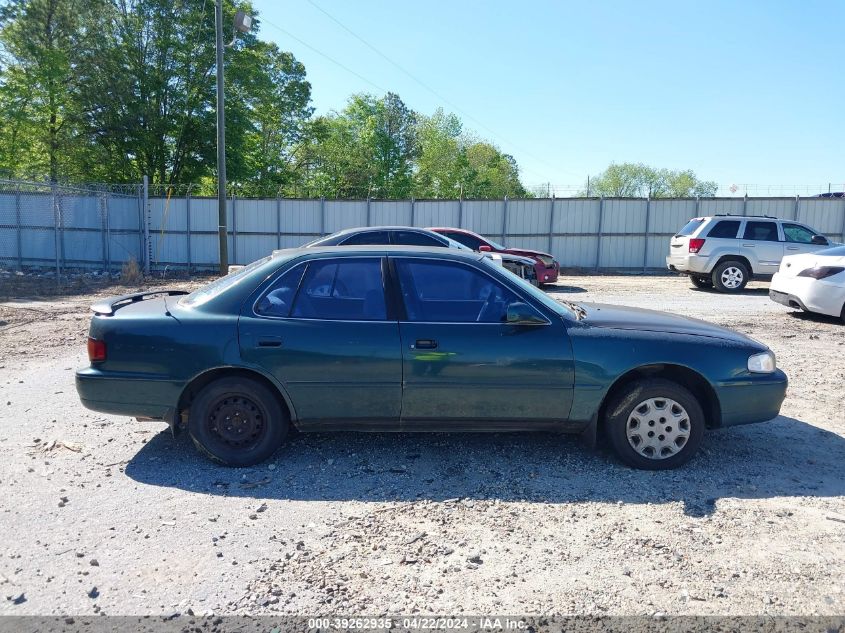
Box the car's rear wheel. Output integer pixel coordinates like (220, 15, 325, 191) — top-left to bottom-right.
(188, 377, 288, 467)
(604, 378, 705, 470)
(712, 260, 749, 292)
(689, 276, 713, 289)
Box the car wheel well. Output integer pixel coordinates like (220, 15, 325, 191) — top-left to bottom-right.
(713, 254, 752, 275)
(597, 364, 721, 434)
(177, 368, 294, 430)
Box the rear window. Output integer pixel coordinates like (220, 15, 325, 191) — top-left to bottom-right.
(707, 220, 741, 238)
(181, 256, 272, 307)
(676, 219, 705, 237)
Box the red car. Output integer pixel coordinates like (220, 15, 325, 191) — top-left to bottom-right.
(429, 227, 560, 285)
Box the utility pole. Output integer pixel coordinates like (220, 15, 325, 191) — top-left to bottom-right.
(215, 0, 228, 275)
(214, 3, 252, 275)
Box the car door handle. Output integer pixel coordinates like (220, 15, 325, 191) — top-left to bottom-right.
(786, 246, 799, 250)
(256, 337, 283, 348)
(412, 339, 438, 350)
(742, 243, 755, 247)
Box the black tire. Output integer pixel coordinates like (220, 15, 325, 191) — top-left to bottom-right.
(188, 376, 288, 467)
(711, 260, 749, 293)
(604, 378, 705, 470)
(689, 276, 713, 289)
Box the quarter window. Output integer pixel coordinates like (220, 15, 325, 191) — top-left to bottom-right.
(782, 223, 816, 244)
(255, 263, 306, 317)
(742, 221, 779, 242)
(396, 259, 524, 323)
(707, 220, 741, 238)
(289, 258, 386, 321)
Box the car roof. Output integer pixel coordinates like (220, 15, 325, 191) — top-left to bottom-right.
(271, 244, 486, 261)
(326, 225, 440, 235)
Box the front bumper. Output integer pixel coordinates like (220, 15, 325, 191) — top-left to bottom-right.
(769, 273, 845, 318)
(715, 369, 788, 427)
(535, 262, 559, 283)
(666, 254, 710, 274)
(75, 367, 181, 420)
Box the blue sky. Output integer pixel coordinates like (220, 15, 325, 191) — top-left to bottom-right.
(253, 0, 844, 195)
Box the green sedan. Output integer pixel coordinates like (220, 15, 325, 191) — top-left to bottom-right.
(76, 246, 787, 470)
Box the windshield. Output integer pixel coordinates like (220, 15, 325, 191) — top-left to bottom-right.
(486, 238, 506, 250)
(478, 257, 578, 319)
(181, 256, 272, 307)
(443, 235, 472, 251)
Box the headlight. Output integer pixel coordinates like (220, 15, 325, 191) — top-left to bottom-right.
(748, 351, 776, 373)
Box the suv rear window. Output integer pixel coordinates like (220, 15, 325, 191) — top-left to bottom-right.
(707, 220, 741, 238)
(676, 219, 705, 237)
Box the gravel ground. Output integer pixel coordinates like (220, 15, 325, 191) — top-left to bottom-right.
(0, 271, 843, 617)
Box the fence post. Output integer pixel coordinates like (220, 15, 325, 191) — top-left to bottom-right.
(276, 196, 282, 249)
(793, 195, 800, 222)
(104, 192, 111, 273)
(840, 199, 845, 244)
(14, 184, 22, 270)
(366, 197, 371, 226)
(99, 193, 108, 272)
(142, 175, 150, 275)
(695, 195, 700, 217)
(410, 197, 415, 226)
(547, 196, 555, 255)
(320, 196, 326, 235)
(51, 182, 61, 278)
(642, 196, 651, 272)
(458, 197, 463, 228)
(231, 194, 237, 265)
(595, 195, 605, 272)
(186, 186, 192, 273)
(501, 196, 508, 242)
(742, 193, 748, 217)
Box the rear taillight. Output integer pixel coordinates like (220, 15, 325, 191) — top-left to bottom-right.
(797, 266, 844, 280)
(688, 238, 706, 254)
(87, 337, 106, 362)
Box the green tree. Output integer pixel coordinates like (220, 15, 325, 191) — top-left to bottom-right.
(462, 142, 527, 199)
(584, 162, 717, 198)
(414, 108, 467, 198)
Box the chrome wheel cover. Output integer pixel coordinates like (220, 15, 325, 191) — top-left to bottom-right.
(721, 266, 744, 289)
(626, 397, 691, 460)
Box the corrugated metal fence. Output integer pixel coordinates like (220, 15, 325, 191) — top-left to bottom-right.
(2, 179, 844, 274)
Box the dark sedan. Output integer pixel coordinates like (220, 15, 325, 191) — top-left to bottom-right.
(76, 247, 787, 470)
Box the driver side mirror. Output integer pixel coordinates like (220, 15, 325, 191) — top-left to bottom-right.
(478, 245, 492, 252)
(811, 234, 829, 246)
(506, 302, 546, 325)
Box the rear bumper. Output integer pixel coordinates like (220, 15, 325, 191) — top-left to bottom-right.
(715, 369, 788, 427)
(75, 367, 181, 420)
(666, 254, 710, 274)
(769, 273, 845, 318)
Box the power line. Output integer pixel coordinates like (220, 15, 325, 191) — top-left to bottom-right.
(258, 15, 388, 94)
(294, 0, 573, 182)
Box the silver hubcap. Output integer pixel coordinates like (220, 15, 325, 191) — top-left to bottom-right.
(721, 266, 744, 289)
(626, 397, 691, 460)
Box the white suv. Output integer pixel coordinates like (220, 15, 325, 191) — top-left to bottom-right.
(666, 215, 837, 292)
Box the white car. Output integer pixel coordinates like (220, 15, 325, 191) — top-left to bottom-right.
(769, 245, 845, 321)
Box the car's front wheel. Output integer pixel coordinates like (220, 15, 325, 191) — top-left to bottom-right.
(689, 276, 713, 289)
(188, 376, 288, 467)
(712, 260, 749, 292)
(604, 378, 705, 470)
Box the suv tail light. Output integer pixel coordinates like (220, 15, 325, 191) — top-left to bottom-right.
(688, 238, 706, 254)
(87, 337, 106, 362)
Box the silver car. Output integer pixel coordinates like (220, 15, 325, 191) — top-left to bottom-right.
(666, 215, 836, 292)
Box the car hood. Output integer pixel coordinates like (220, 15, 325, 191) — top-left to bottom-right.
(579, 302, 761, 346)
(502, 248, 555, 260)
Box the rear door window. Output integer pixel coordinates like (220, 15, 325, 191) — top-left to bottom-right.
(392, 231, 445, 247)
(743, 221, 779, 241)
(290, 258, 387, 321)
(340, 231, 390, 245)
(676, 219, 705, 237)
(707, 220, 741, 238)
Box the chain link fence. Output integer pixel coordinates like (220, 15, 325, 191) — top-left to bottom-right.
(2, 178, 845, 276)
(0, 179, 144, 277)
